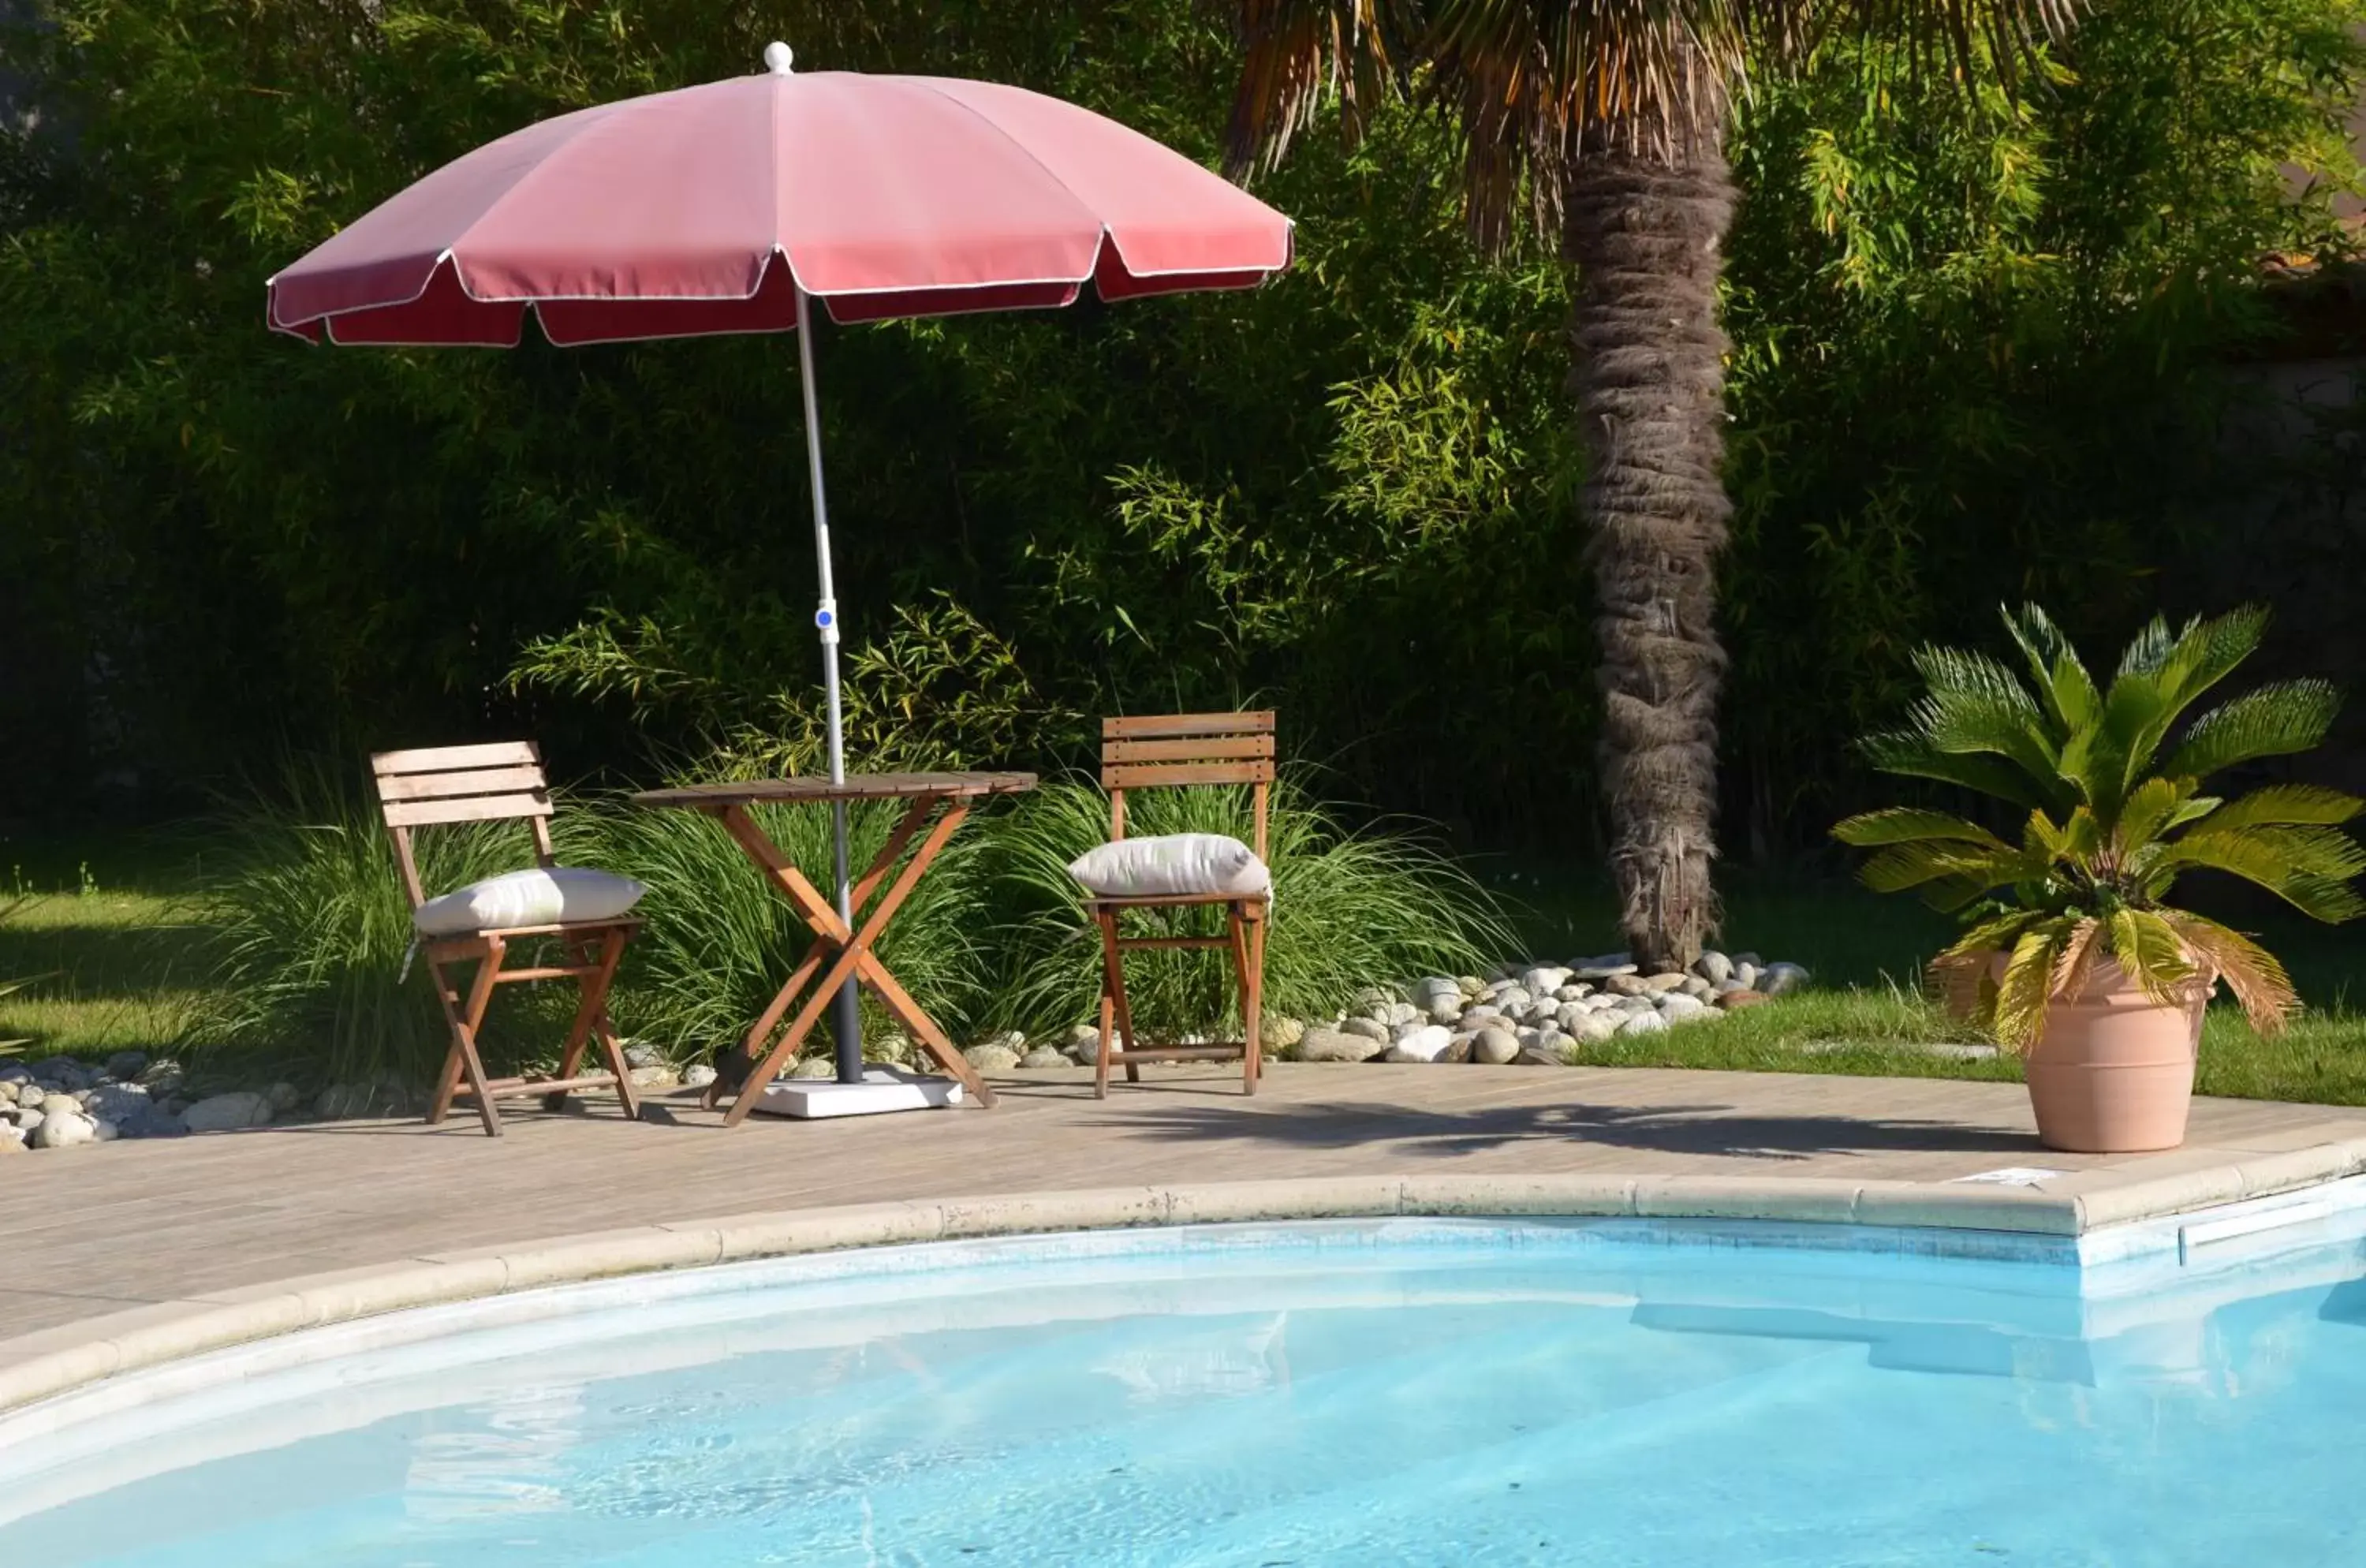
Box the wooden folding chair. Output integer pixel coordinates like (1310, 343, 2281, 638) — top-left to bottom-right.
(1086, 711, 1274, 1098)
(371, 741, 641, 1137)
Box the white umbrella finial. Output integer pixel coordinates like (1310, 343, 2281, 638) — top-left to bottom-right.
(763, 42, 794, 76)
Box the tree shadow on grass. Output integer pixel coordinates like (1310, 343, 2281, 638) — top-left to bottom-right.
(1092, 1099, 2044, 1163)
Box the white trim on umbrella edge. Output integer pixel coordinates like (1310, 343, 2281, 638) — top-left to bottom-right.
(268, 226, 1296, 342)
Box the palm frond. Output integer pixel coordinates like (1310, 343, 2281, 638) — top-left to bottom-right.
(2162, 680, 2342, 781)
(1912, 689, 2061, 790)
(2104, 905, 2196, 1008)
(1991, 924, 2068, 1050)
(2002, 603, 2101, 735)
(2153, 604, 2269, 714)
(2163, 913, 2295, 1037)
(1857, 728, 2047, 808)
(1857, 841, 2025, 897)
(1221, 0, 1403, 178)
(2201, 783, 2364, 832)
(2113, 776, 2190, 854)
(2047, 915, 2104, 1002)
(2072, 670, 2177, 818)
(2114, 614, 2181, 681)
(1931, 909, 2043, 1018)
(2163, 826, 2366, 920)
(1832, 808, 2011, 849)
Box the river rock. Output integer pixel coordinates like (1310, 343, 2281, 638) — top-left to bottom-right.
(10, 1107, 43, 1134)
(1696, 950, 1733, 985)
(1678, 976, 1715, 1000)
(1386, 1024, 1455, 1062)
(1617, 1010, 1670, 1038)
(183, 1091, 276, 1133)
(1513, 1046, 1567, 1067)
(1733, 962, 1761, 990)
(83, 1085, 151, 1124)
(1342, 1017, 1391, 1043)
(1659, 993, 1711, 1023)
(136, 1059, 186, 1098)
(1718, 989, 1771, 1010)
(103, 1049, 149, 1081)
(1017, 1046, 1069, 1069)
(1761, 962, 1811, 997)
(1554, 984, 1592, 1002)
(1569, 1014, 1620, 1045)
(962, 1042, 1023, 1073)
(1409, 976, 1461, 1006)
(789, 1056, 836, 1079)
(35, 1110, 98, 1148)
(1639, 973, 1687, 995)
(1518, 967, 1572, 998)
(1439, 1033, 1475, 1064)
(1574, 962, 1637, 983)
(1605, 974, 1650, 997)
(1263, 1017, 1306, 1051)
(628, 1064, 680, 1088)
(681, 1063, 718, 1089)
(1492, 987, 1534, 1014)
(1471, 1028, 1520, 1065)
(0, 1124, 23, 1153)
(1297, 1025, 1385, 1064)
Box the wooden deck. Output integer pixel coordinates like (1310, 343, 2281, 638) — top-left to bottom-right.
(7, 1063, 2364, 1338)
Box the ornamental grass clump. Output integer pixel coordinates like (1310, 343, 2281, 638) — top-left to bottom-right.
(1834, 604, 2364, 1048)
(206, 760, 558, 1086)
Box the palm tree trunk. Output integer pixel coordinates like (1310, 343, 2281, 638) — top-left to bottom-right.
(1562, 123, 1735, 973)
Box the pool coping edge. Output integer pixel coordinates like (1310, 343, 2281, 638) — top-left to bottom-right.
(9, 1147, 2366, 1416)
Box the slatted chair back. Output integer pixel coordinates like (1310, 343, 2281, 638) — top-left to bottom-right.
(371, 741, 556, 909)
(1099, 711, 1276, 860)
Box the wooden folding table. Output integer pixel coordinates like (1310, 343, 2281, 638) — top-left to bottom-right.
(631, 771, 1035, 1125)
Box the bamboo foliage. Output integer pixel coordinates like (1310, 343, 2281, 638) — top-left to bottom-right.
(1837, 604, 2365, 1049)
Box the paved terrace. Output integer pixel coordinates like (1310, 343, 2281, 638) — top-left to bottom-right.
(9, 1063, 2366, 1349)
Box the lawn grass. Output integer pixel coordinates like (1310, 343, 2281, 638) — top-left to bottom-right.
(4, 823, 2362, 1106)
(1483, 857, 2366, 1104)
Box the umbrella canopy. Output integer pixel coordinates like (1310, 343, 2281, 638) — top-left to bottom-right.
(267, 47, 1292, 344)
(269, 44, 1292, 1089)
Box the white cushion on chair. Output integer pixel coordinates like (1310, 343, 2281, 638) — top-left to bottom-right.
(412, 867, 646, 936)
(1067, 834, 1271, 901)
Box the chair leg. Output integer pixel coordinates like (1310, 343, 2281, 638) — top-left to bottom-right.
(424, 959, 468, 1127)
(547, 936, 603, 1111)
(1093, 911, 1122, 1100)
(431, 939, 506, 1137)
(573, 928, 639, 1122)
(1230, 904, 1264, 1096)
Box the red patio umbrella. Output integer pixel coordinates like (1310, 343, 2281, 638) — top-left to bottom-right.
(268, 43, 1293, 1081)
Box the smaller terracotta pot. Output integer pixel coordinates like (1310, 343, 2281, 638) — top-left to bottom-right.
(2021, 957, 2211, 1154)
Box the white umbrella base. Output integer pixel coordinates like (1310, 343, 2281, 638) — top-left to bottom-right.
(749, 1066, 965, 1119)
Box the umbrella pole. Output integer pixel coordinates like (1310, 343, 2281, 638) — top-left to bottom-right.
(794, 285, 864, 1085)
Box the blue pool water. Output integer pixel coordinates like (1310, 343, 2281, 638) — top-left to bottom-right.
(4, 1215, 2365, 1565)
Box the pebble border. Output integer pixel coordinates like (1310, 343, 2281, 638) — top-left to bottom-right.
(9, 1141, 2366, 1417)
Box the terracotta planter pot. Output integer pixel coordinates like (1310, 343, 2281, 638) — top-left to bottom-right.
(2020, 957, 2212, 1154)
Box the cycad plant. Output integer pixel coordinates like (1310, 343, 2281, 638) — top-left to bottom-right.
(1834, 604, 2364, 1047)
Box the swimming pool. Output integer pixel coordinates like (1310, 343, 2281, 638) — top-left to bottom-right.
(3, 1206, 2363, 1566)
